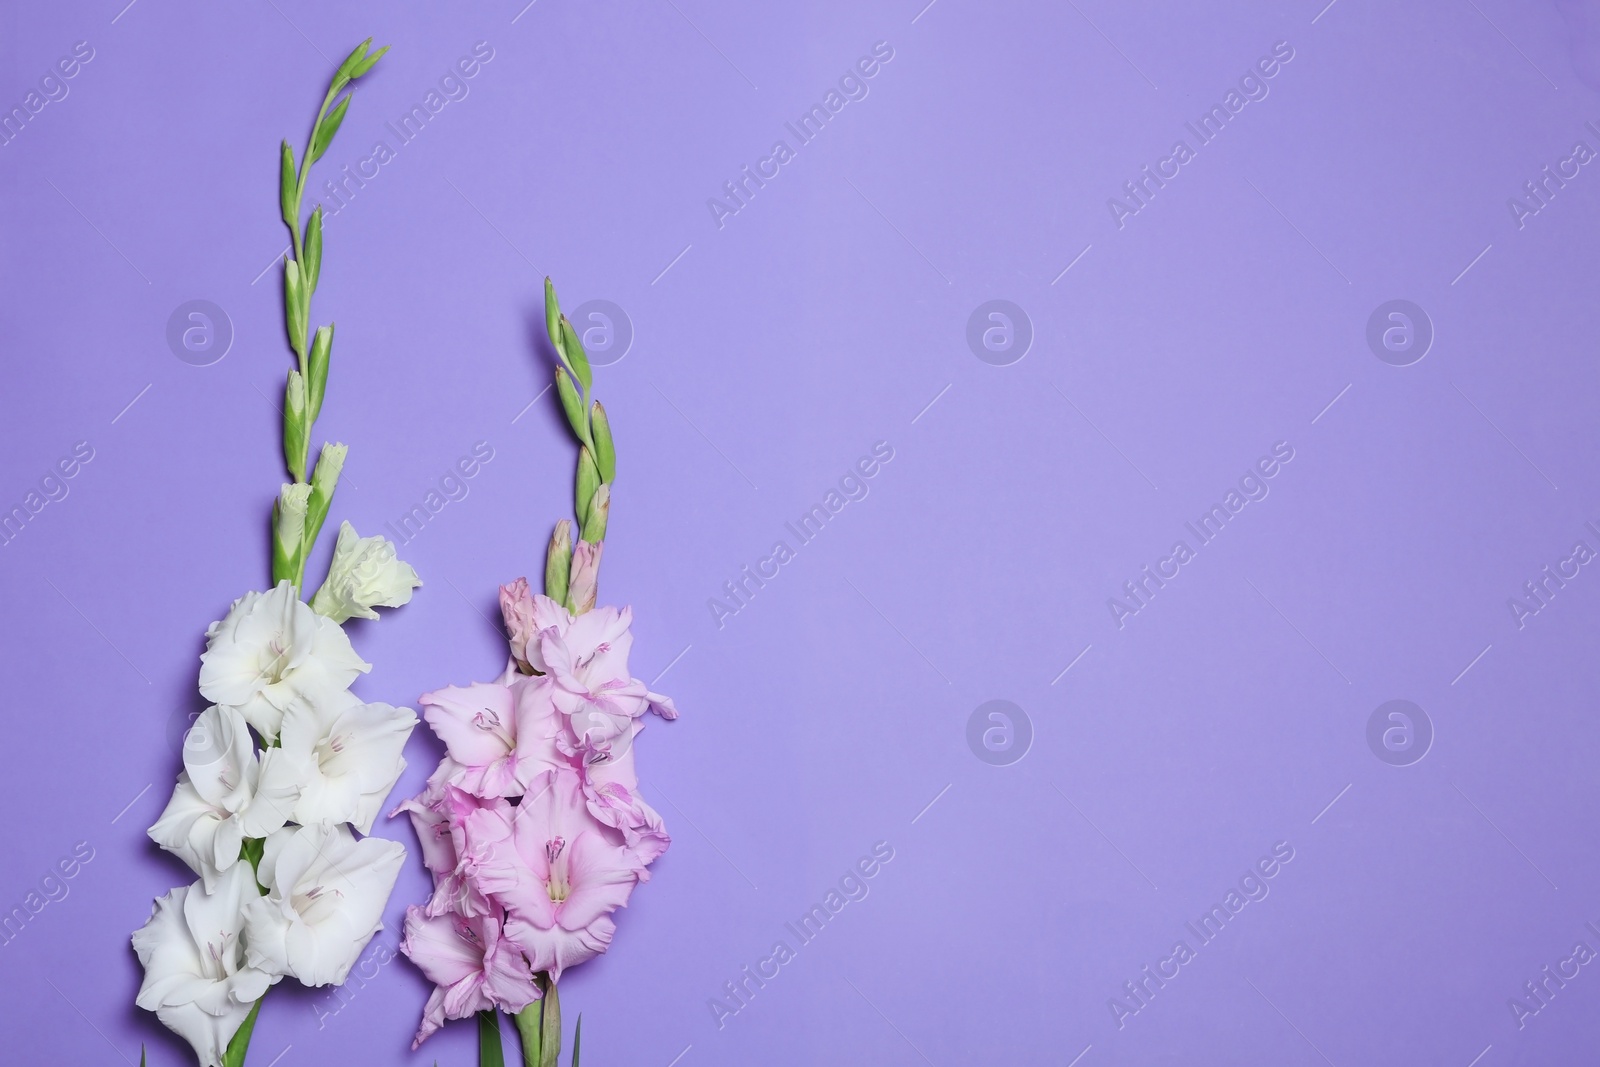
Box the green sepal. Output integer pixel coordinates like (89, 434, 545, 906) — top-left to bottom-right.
(284, 259, 306, 356)
(544, 277, 562, 349)
(575, 447, 599, 528)
(312, 95, 350, 162)
(238, 836, 265, 870)
(570, 1015, 581, 1067)
(350, 44, 389, 78)
(478, 1009, 506, 1067)
(580, 484, 608, 543)
(220, 990, 262, 1067)
(554, 367, 589, 444)
(538, 976, 561, 1067)
(558, 315, 592, 392)
(271, 497, 295, 586)
(514, 1000, 542, 1067)
(279, 141, 297, 228)
(283, 371, 309, 482)
(306, 324, 333, 422)
(590, 401, 615, 483)
(544, 520, 572, 607)
(304, 207, 323, 292)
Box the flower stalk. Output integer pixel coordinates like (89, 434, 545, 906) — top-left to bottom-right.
(542, 277, 612, 615)
(272, 37, 389, 593)
(397, 279, 669, 1065)
(134, 39, 424, 1067)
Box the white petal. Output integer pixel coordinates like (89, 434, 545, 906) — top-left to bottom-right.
(246, 825, 405, 986)
(148, 776, 228, 889)
(154, 997, 254, 1067)
(184, 706, 256, 810)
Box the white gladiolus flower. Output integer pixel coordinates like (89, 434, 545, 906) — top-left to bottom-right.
(242, 823, 405, 987)
(148, 705, 298, 888)
(131, 864, 277, 1067)
(310, 522, 422, 623)
(199, 581, 371, 740)
(276, 690, 418, 833)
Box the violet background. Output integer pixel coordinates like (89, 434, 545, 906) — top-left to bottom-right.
(3, 0, 1600, 1064)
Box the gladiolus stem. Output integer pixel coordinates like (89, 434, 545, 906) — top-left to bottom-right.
(273, 47, 384, 597)
(220, 998, 261, 1067)
(544, 279, 614, 614)
(479, 1009, 507, 1067)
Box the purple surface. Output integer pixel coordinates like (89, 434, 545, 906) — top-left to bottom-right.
(4, 1, 1600, 1064)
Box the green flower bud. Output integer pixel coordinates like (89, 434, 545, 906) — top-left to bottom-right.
(591, 400, 615, 483)
(279, 141, 296, 228)
(283, 371, 308, 482)
(349, 44, 389, 79)
(304, 207, 323, 292)
(305, 441, 346, 549)
(544, 276, 562, 350)
(559, 314, 592, 391)
(311, 94, 349, 163)
(581, 483, 609, 543)
(306, 324, 333, 422)
(283, 258, 306, 357)
(545, 518, 572, 606)
(555, 367, 589, 445)
(335, 37, 371, 81)
(575, 446, 599, 527)
(272, 482, 312, 587)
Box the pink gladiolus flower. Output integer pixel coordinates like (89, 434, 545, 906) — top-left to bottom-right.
(579, 718, 670, 869)
(391, 781, 457, 882)
(399, 904, 539, 1048)
(419, 680, 564, 798)
(521, 598, 678, 761)
(474, 769, 644, 980)
(391, 779, 479, 915)
(397, 589, 679, 1043)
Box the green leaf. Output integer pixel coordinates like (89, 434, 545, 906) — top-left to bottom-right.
(570, 1015, 581, 1067)
(311, 95, 350, 162)
(479, 1009, 506, 1067)
(304, 207, 323, 292)
(558, 315, 592, 392)
(350, 44, 390, 79)
(279, 140, 297, 228)
(221, 997, 262, 1067)
(554, 368, 589, 445)
(590, 401, 615, 483)
(140, 1045, 146, 1067)
(544, 520, 572, 607)
(539, 978, 562, 1067)
(575, 447, 599, 530)
(306, 324, 333, 422)
(284, 259, 306, 356)
(544, 277, 562, 349)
